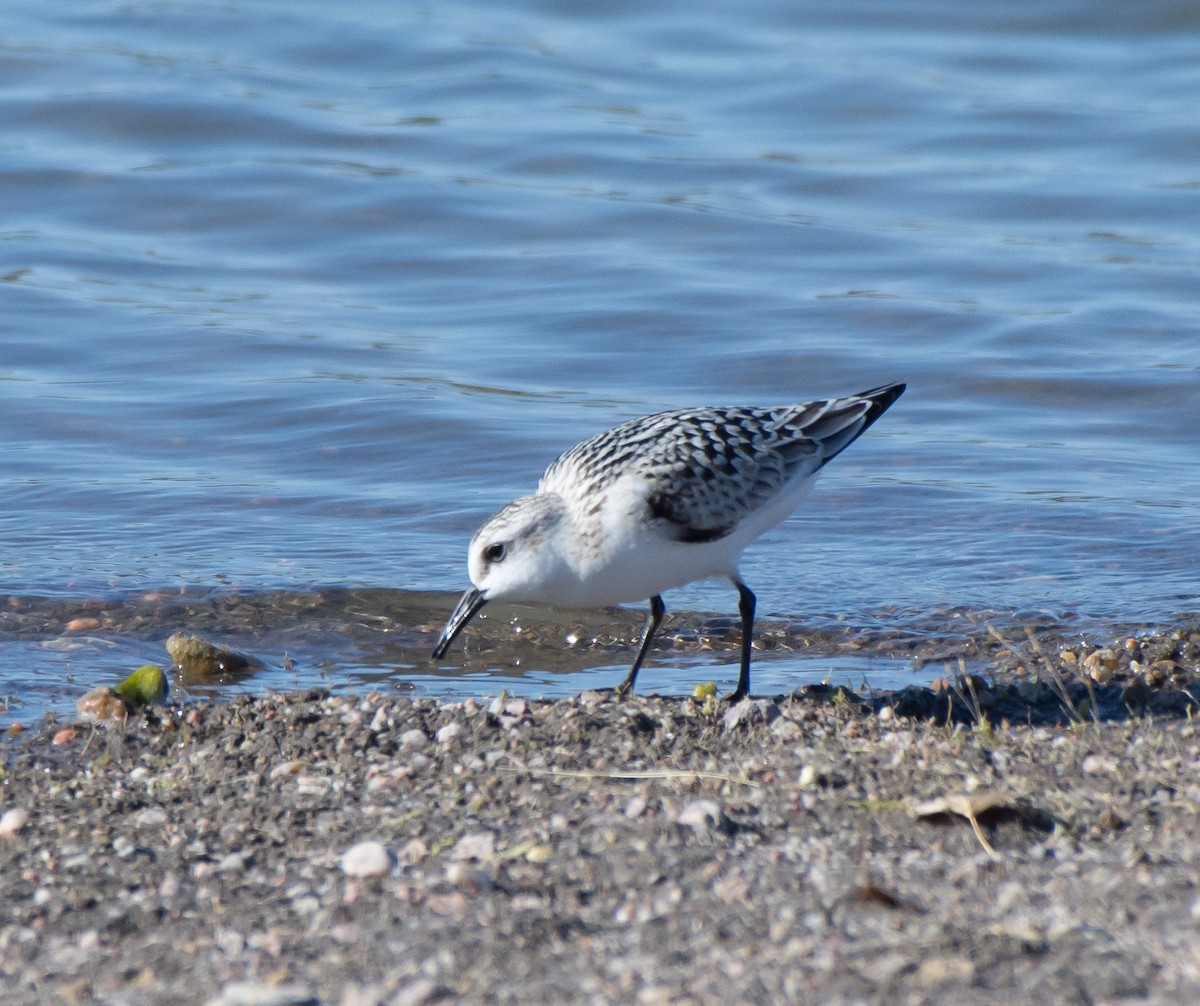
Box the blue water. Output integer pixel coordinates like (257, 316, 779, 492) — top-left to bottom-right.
(2, 0, 1199, 719)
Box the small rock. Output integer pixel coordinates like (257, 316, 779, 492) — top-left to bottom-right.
(391, 978, 445, 1006)
(76, 686, 133, 723)
(445, 861, 492, 891)
(269, 761, 307, 780)
(1082, 754, 1117, 776)
(338, 984, 385, 1006)
(294, 776, 330, 795)
(721, 699, 779, 730)
(208, 982, 319, 1006)
(676, 799, 735, 835)
(453, 832, 495, 861)
(398, 838, 428, 864)
(65, 617, 101, 632)
(399, 728, 427, 750)
(166, 632, 262, 680)
(1082, 648, 1119, 681)
(771, 716, 804, 740)
(135, 807, 168, 830)
(218, 850, 252, 872)
(340, 840, 394, 878)
(0, 807, 30, 838)
(915, 955, 976, 986)
(436, 722, 463, 746)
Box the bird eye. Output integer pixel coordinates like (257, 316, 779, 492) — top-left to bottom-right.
(483, 542, 506, 563)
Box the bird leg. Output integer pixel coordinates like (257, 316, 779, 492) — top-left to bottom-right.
(727, 580, 756, 702)
(615, 594, 666, 694)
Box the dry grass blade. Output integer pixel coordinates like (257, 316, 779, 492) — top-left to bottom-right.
(1024, 627, 1097, 727)
(495, 765, 761, 788)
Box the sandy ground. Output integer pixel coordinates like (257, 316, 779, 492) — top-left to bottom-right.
(3, 643, 1200, 1006)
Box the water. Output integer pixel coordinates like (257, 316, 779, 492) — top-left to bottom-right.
(3, 0, 1198, 721)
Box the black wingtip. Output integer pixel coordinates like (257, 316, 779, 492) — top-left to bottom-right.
(853, 381, 906, 430)
(811, 381, 906, 468)
(857, 380, 906, 407)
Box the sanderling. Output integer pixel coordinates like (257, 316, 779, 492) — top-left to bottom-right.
(433, 381, 905, 700)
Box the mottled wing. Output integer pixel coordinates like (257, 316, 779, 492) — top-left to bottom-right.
(541, 383, 905, 544)
(638, 407, 818, 543)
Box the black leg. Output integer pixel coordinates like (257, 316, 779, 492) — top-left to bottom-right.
(615, 595, 666, 694)
(727, 580, 756, 702)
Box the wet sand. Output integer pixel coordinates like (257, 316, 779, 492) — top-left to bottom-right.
(3, 628, 1200, 1005)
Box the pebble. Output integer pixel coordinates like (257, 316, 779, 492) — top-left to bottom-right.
(488, 696, 532, 729)
(218, 850, 252, 872)
(340, 840, 395, 878)
(1082, 754, 1117, 776)
(676, 799, 728, 833)
(770, 716, 803, 740)
(0, 807, 30, 838)
(399, 728, 427, 750)
(454, 832, 496, 861)
(166, 632, 261, 678)
(1082, 648, 1119, 680)
(391, 978, 444, 1006)
(75, 686, 133, 723)
(915, 955, 976, 986)
(445, 861, 493, 892)
(294, 775, 330, 795)
(399, 838, 428, 863)
(436, 722, 463, 746)
(269, 760, 306, 779)
(721, 699, 779, 730)
(207, 983, 319, 1006)
(135, 807, 168, 830)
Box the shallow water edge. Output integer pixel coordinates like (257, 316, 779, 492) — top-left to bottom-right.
(2, 585, 1197, 724)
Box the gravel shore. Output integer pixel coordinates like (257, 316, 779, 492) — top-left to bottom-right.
(3, 652, 1200, 1005)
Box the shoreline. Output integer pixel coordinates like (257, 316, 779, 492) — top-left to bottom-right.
(4, 586, 1199, 726)
(3, 662, 1200, 1004)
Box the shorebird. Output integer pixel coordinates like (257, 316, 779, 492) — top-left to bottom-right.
(433, 382, 905, 700)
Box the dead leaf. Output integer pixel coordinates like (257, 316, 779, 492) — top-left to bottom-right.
(910, 791, 1016, 859)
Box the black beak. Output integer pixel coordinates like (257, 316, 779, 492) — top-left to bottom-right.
(431, 587, 488, 660)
